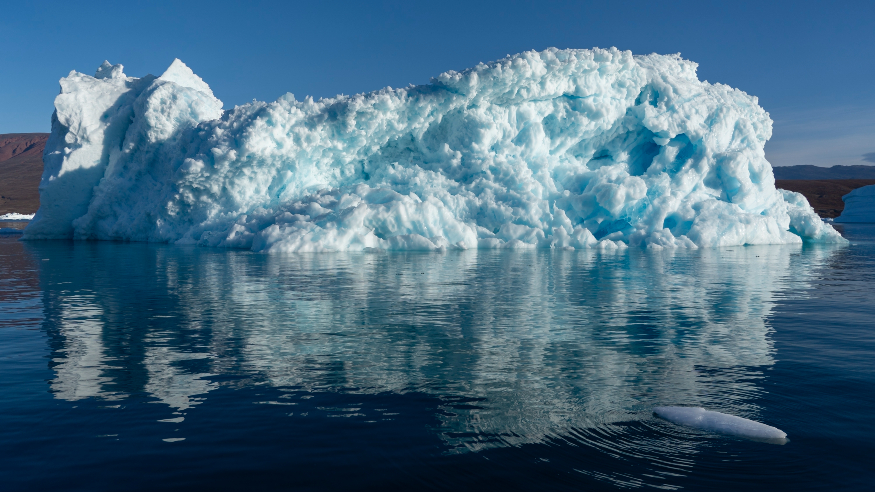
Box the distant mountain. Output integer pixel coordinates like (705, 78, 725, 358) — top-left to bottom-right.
(773, 165, 875, 180)
(0, 133, 48, 215)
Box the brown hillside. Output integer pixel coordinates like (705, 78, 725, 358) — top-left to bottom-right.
(776, 179, 875, 218)
(0, 133, 47, 215)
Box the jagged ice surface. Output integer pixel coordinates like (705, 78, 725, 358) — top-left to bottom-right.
(25, 49, 844, 251)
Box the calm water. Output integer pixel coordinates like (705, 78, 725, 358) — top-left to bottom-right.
(1, 226, 873, 491)
(0, 220, 29, 230)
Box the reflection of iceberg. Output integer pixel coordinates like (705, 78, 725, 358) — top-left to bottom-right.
(35, 242, 217, 410)
(31, 239, 841, 455)
(48, 296, 125, 401)
(143, 345, 215, 411)
(237, 247, 800, 450)
(26, 49, 844, 250)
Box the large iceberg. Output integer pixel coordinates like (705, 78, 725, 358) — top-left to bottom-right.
(25, 49, 844, 251)
(835, 184, 875, 223)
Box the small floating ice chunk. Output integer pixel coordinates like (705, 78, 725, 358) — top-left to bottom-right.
(0, 213, 34, 221)
(0, 228, 24, 235)
(654, 406, 787, 440)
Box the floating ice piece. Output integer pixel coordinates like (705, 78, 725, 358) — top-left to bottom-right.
(25, 49, 846, 251)
(0, 228, 24, 235)
(0, 213, 34, 221)
(654, 406, 787, 441)
(835, 184, 875, 223)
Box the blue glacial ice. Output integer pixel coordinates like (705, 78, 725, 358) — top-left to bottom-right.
(835, 184, 875, 223)
(24, 49, 845, 251)
(654, 406, 787, 441)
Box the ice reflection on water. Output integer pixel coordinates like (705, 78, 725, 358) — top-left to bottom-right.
(14, 240, 845, 486)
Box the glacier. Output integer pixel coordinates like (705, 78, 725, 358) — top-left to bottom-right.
(835, 184, 875, 223)
(24, 48, 844, 251)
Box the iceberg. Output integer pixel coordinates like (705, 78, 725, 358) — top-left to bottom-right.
(654, 406, 787, 442)
(24, 49, 844, 251)
(835, 184, 875, 223)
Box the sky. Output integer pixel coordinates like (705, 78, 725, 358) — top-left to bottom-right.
(1, 0, 873, 167)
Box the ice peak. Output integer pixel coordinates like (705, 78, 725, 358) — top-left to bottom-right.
(159, 58, 216, 98)
(94, 61, 125, 80)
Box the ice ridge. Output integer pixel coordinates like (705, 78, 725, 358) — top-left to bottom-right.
(24, 49, 845, 251)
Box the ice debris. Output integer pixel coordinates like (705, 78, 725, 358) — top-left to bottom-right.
(0, 213, 35, 221)
(654, 406, 787, 442)
(24, 49, 845, 251)
(835, 184, 875, 223)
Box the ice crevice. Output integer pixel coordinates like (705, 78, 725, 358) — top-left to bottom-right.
(24, 48, 845, 251)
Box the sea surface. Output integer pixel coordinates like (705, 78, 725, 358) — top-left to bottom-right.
(1, 225, 873, 491)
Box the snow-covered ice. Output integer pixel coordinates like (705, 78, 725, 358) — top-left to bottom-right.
(835, 184, 875, 223)
(24, 49, 844, 251)
(654, 406, 787, 441)
(0, 213, 35, 221)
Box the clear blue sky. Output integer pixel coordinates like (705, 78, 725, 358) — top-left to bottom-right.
(1, 0, 873, 166)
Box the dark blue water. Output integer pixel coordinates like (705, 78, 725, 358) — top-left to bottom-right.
(1, 226, 873, 490)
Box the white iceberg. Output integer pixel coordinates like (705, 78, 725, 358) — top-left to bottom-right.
(835, 184, 875, 223)
(24, 49, 845, 251)
(654, 406, 787, 441)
